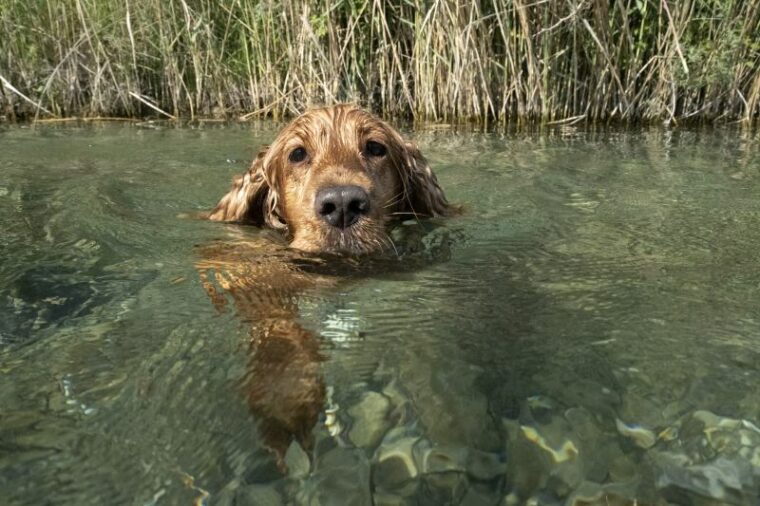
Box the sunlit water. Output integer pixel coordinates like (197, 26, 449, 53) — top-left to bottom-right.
(2, 123, 760, 505)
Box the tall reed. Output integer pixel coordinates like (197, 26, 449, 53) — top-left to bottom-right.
(1, 0, 759, 124)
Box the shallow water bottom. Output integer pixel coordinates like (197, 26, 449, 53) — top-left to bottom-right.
(2, 124, 760, 504)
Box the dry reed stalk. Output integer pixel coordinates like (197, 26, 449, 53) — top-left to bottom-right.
(0, 0, 757, 125)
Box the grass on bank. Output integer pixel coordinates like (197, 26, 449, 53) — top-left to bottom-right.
(1, 0, 759, 125)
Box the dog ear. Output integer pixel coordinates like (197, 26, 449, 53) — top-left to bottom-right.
(398, 142, 451, 219)
(208, 148, 285, 229)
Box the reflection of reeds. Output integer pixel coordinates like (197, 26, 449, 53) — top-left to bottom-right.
(1, 0, 758, 124)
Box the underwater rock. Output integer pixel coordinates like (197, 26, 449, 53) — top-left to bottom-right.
(652, 452, 753, 504)
(415, 443, 506, 482)
(380, 378, 417, 427)
(381, 378, 410, 409)
(562, 407, 624, 485)
(617, 390, 672, 430)
(421, 471, 469, 504)
(503, 492, 520, 505)
(211, 486, 236, 506)
(458, 485, 502, 506)
(284, 441, 311, 480)
(418, 445, 468, 474)
(614, 418, 656, 449)
(347, 391, 392, 449)
(372, 490, 413, 506)
(234, 483, 284, 506)
(519, 425, 579, 463)
(564, 481, 643, 506)
(322, 385, 343, 439)
(373, 428, 422, 492)
(503, 416, 581, 499)
(397, 355, 500, 451)
(530, 369, 621, 422)
(503, 401, 634, 501)
(649, 409, 760, 504)
(607, 453, 639, 484)
(404, 444, 506, 503)
(465, 448, 507, 481)
(295, 446, 371, 506)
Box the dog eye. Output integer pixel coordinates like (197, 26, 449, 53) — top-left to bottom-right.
(365, 141, 387, 157)
(289, 147, 308, 163)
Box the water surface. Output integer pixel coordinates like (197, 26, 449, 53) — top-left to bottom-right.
(2, 122, 760, 504)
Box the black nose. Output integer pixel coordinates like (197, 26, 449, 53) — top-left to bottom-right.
(314, 185, 370, 229)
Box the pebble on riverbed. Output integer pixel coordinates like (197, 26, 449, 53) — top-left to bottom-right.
(373, 427, 421, 492)
(284, 441, 310, 479)
(501, 398, 656, 503)
(614, 418, 656, 449)
(294, 446, 372, 506)
(284, 373, 760, 506)
(650, 409, 760, 504)
(347, 391, 392, 449)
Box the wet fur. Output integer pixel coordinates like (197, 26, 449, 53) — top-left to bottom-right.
(208, 104, 451, 255)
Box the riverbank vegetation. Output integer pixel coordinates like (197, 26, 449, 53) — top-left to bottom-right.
(1, 0, 759, 125)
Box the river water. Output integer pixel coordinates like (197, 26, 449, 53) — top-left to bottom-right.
(2, 122, 760, 504)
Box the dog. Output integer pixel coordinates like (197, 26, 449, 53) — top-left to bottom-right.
(197, 104, 452, 470)
(207, 103, 451, 254)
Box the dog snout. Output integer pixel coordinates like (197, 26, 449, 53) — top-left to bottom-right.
(314, 185, 370, 229)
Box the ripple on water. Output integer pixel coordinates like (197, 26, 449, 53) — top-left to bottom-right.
(3, 125, 760, 504)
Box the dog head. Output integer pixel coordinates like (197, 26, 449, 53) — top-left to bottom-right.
(209, 104, 451, 255)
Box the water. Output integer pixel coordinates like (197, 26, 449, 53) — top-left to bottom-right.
(2, 122, 760, 504)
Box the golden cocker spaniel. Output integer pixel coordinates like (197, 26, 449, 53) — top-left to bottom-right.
(208, 104, 452, 254)
(200, 104, 452, 471)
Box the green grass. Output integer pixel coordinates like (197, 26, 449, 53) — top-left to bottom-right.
(1, 0, 759, 125)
